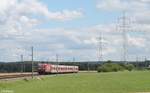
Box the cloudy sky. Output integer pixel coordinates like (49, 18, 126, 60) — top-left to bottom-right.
(0, 0, 150, 62)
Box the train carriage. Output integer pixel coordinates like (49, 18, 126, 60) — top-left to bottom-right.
(38, 64, 79, 74)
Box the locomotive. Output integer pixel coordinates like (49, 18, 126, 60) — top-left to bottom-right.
(38, 64, 79, 74)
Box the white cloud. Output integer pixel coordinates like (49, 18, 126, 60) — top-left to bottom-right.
(97, 0, 150, 24)
(48, 10, 83, 21)
(97, 0, 126, 11)
(0, 0, 149, 61)
(83, 37, 109, 45)
(0, 0, 83, 39)
(0, 22, 148, 61)
(103, 47, 116, 55)
(128, 35, 146, 47)
(15, 0, 83, 21)
(0, 0, 83, 25)
(96, 0, 149, 11)
(84, 37, 98, 45)
(0, 0, 84, 61)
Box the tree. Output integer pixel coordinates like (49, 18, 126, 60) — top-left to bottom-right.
(125, 64, 134, 71)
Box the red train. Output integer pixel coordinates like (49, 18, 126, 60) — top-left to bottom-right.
(38, 64, 79, 74)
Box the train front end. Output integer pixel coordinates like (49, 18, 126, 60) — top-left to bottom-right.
(38, 64, 47, 75)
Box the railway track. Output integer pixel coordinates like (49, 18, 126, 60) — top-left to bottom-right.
(0, 72, 80, 80)
(0, 73, 38, 80)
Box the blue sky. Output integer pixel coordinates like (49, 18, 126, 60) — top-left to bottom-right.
(0, 0, 150, 62)
(38, 0, 119, 28)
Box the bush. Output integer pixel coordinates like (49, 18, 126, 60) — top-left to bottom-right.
(97, 61, 135, 73)
(97, 63, 124, 72)
(125, 64, 135, 71)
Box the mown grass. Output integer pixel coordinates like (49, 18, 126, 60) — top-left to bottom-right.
(0, 71, 150, 93)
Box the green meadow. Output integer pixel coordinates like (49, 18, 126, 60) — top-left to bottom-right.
(0, 71, 150, 93)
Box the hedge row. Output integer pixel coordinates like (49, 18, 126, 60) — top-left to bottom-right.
(97, 62, 134, 72)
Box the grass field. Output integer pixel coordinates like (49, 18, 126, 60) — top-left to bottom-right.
(0, 71, 150, 93)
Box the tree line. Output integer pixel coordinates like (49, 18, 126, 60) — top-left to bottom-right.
(0, 61, 149, 73)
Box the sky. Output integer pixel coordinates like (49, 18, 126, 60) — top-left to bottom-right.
(0, 0, 150, 62)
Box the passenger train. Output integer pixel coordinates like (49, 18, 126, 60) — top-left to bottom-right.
(38, 64, 79, 74)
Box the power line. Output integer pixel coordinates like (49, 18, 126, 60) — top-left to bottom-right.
(56, 54, 59, 75)
(98, 32, 103, 62)
(118, 12, 131, 63)
(87, 61, 90, 71)
(72, 57, 75, 62)
(20, 54, 23, 73)
(31, 46, 34, 78)
(136, 55, 139, 62)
